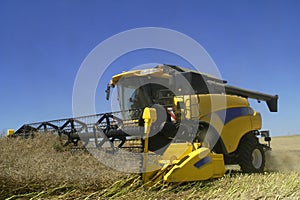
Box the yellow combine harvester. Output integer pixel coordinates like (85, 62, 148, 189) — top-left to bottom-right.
(14, 64, 278, 184)
(105, 64, 278, 184)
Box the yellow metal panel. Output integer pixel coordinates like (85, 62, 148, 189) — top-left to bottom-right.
(221, 116, 252, 153)
(199, 94, 249, 117)
(111, 69, 141, 85)
(251, 112, 262, 130)
(142, 107, 157, 151)
(6, 129, 14, 137)
(161, 143, 193, 162)
(174, 94, 249, 120)
(164, 147, 225, 182)
(142, 107, 157, 123)
(142, 107, 158, 183)
(111, 66, 170, 86)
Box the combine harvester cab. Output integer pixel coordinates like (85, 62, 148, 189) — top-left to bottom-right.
(14, 64, 278, 185)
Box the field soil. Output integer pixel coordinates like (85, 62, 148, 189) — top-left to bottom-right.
(265, 135, 300, 172)
(0, 133, 299, 199)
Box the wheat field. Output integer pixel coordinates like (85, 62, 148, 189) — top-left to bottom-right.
(0, 133, 299, 199)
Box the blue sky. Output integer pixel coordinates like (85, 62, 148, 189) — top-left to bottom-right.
(0, 0, 299, 136)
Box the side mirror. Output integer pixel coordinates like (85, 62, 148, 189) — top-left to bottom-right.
(105, 84, 111, 100)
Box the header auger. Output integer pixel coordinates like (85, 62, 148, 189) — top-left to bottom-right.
(13, 64, 278, 185)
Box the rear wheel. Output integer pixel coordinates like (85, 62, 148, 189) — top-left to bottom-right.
(238, 133, 265, 173)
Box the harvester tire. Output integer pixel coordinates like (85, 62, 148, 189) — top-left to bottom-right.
(238, 133, 265, 173)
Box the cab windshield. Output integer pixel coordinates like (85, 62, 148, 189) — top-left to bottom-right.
(116, 77, 172, 119)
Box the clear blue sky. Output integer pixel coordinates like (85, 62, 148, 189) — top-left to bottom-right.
(0, 0, 299, 136)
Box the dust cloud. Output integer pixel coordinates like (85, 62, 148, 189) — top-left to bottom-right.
(264, 135, 300, 173)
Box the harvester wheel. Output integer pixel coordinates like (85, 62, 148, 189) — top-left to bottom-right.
(238, 133, 265, 173)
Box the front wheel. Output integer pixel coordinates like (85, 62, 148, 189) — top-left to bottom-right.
(238, 133, 265, 173)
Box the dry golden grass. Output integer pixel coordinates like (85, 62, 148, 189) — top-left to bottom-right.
(0, 133, 127, 199)
(1, 133, 300, 199)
